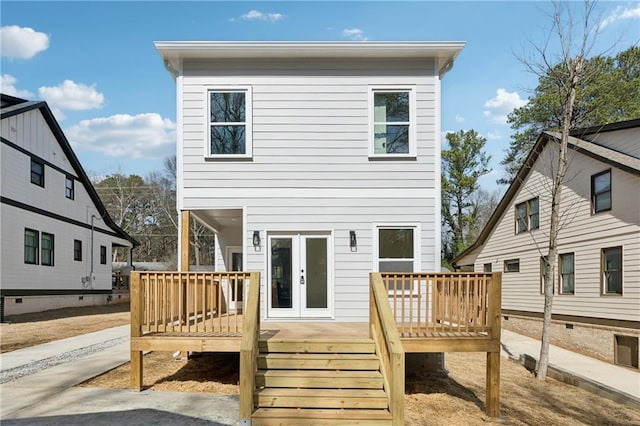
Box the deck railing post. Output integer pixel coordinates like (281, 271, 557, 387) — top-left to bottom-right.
(130, 271, 143, 391)
(240, 272, 261, 423)
(486, 272, 502, 417)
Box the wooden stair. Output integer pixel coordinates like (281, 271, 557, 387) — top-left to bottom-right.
(251, 339, 393, 425)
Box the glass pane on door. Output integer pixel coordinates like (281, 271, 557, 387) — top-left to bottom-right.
(231, 252, 243, 302)
(271, 238, 292, 309)
(305, 238, 327, 309)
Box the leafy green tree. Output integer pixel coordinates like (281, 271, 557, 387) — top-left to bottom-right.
(441, 130, 491, 265)
(500, 45, 640, 184)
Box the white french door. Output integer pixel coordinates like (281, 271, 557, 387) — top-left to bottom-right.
(267, 233, 332, 319)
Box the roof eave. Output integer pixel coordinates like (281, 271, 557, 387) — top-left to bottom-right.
(155, 41, 466, 77)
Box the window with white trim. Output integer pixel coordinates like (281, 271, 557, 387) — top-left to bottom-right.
(370, 88, 415, 156)
(376, 226, 417, 292)
(208, 88, 252, 157)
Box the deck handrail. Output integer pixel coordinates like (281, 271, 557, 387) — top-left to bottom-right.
(370, 273, 405, 426)
(131, 271, 251, 335)
(239, 271, 261, 422)
(381, 272, 498, 336)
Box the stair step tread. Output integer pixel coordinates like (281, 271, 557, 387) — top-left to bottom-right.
(252, 408, 392, 420)
(257, 388, 387, 398)
(259, 339, 375, 354)
(258, 353, 380, 370)
(258, 370, 382, 378)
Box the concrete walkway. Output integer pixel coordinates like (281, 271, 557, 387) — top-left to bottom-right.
(500, 329, 640, 406)
(1, 325, 638, 424)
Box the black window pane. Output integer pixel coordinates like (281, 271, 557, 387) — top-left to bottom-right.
(604, 247, 622, 294)
(211, 125, 246, 155)
(379, 229, 413, 259)
(594, 172, 610, 193)
(31, 160, 44, 186)
(374, 92, 409, 122)
(210, 92, 245, 123)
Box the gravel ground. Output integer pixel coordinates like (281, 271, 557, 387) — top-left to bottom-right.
(0, 336, 128, 384)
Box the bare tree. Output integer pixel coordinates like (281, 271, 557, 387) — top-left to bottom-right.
(518, 0, 603, 380)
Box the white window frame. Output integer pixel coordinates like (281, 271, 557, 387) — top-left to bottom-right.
(373, 224, 420, 293)
(368, 86, 417, 158)
(205, 86, 253, 159)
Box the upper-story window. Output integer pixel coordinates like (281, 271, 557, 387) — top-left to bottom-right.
(591, 170, 611, 214)
(369, 88, 416, 157)
(515, 197, 539, 234)
(65, 175, 75, 199)
(31, 159, 44, 187)
(208, 88, 252, 158)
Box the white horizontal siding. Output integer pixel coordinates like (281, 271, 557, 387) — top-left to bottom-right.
(180, 57, 440, 322)
(475, 140, 640, 323)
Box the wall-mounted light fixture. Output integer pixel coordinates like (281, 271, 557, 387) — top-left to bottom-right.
(253, 231, 261, 249)
(349, 230, 357, 251)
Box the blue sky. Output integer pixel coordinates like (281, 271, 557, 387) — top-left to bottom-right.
(2, 1, 639, 189)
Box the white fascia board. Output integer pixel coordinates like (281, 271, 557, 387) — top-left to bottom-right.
(154, 41, 465, 76)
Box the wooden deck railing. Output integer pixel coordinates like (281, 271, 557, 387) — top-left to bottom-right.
(131, 271, 252, 335)
(381, 272, 498, 336)
(370, 273, 404, 426)
(239, 272, 261, 423)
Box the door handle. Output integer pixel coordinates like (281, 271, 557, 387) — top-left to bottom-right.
(300, 269, 305, 285)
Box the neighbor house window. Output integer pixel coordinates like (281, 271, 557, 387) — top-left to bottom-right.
(208, 88, 252, 157)
(602, 246, 622, 295)
(376, 226, 417, 292)
(24, 229, 39, 264)
(592, 170, 611, 213)
(370, 88, 415, 156)
(559, 253, 575, 294)
(504, 259, 520, 273)
(31, 159, 44, 187)
(74, 239, 82, 261)
(41, 232, 54, 266)
(100, 245, 107, 265)
(540, 256, 554, 294)
(483, 263, 492, 273)
(65, 175, 75, 199)
(515, 197, 539, 233)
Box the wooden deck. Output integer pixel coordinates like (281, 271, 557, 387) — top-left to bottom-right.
(129, 271, 502, 423)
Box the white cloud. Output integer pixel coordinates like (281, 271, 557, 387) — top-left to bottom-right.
(487, 130, 502, 140)
(455, 114, 465, 123)
(1, 74, 34, 98)
(230, 10, 284, 22)
(599, 4, 640, 29)
(342, 28, 368, 41)
(38, 80, 104, 111)
(1, 25, 49, 59)
(483, 88, 526, 124)
(66, 113, 176, 159)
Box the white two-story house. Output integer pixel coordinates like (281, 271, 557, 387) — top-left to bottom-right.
(0, 94, 136, 317)
(156, 41, 464, 323)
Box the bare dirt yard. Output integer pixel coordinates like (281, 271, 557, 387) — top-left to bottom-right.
(3, 305, 639, 425)
(0, 302, 130, 353)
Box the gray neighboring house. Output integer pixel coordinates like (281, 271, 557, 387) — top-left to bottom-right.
(1, 94, 137, 317)
(455, 119, 640, 369)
